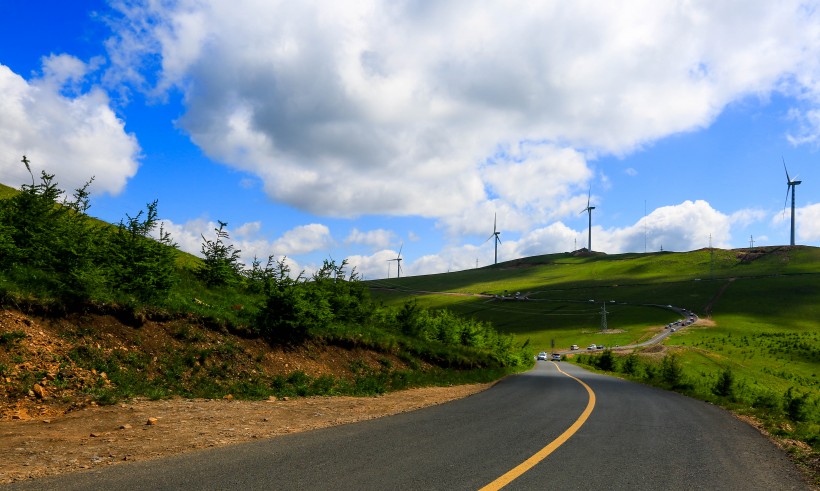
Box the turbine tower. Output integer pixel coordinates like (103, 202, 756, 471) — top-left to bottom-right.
(485, 213, 501, 265)
(388, 243, 403, 278)
(580, 188, 595, 251)
(783, 158, 802, 246)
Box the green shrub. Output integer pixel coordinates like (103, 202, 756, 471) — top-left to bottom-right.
(712, 368, 735, 398)
(784, 387, 809, 422)
(107, 200, 178, 302)
(596, 350, 615, 371)
(661, 354, 684, 387)
(197, 221, 243, 287)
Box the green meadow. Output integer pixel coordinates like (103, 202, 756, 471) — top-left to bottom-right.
(368, 247, 820, 455)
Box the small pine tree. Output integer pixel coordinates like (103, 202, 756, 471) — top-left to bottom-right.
(596, 349, 615, 371)
(107, 200, 178, 302)
(661, 354, 684, 387)
(197, 221, 243, 287)
(712, 368, 735, 398)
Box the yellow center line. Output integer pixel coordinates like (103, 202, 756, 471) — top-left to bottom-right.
(478, 362, 596, 491)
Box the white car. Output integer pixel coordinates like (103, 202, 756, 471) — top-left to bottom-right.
(537, 352, 548, 361)
(551, 353, 562, 361)
(587, 344, 597, 350)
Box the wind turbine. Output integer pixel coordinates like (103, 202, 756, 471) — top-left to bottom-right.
(388, 243, 403, 278)
(580, 187, 595, 251)
(485, 213, 501, 265)
(783, 158, 802, 247)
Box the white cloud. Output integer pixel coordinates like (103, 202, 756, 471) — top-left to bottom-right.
(105, 1, 820, 221)
(796, 203, 820, 242)
(271, 223, 333, 256)
(0, 59, 140, 196)
(345, 228, 396, 250)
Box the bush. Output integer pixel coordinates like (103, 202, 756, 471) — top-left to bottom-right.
(107, 200, 178, 302)
(197, 221, 243, 287)
(712, 368, 735, 399)
(621, 353, 640, 376)
(596, 350, 615, 371)
(783, 387, 809, 422)
(661, 354, 684, 387)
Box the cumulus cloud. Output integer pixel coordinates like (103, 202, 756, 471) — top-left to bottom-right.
(0, 58, 140, 195)
(345, 228, 397, 250)
(796, 203, 820, 242)
(104, 1, 820, 221)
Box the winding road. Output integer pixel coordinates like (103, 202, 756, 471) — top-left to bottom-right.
(4, 362, 808, 490)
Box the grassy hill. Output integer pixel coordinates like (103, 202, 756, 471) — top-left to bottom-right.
(368, 247, 820, 349)
(366, 246, 820, 466)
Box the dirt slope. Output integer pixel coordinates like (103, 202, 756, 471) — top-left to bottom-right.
(0, 309, 491, 484)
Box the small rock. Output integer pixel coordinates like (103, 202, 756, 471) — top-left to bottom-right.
(120, 424, 132, 430)
(90, 432, 101, 438)
(146, 417, 158, 426)
(31, 384, 48, 400)
(267, 396, 277, 402)
(282, 396, 290, 401)
(223, 394, 234, 401)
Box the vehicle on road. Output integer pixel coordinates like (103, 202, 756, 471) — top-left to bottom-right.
(587, 344, 597, 350)
(537, 352, 547, 361)
(570, 344, 579, 350)
(551, 353, 562, 361)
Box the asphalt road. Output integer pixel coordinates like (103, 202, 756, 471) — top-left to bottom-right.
(5, 362, 809, 490)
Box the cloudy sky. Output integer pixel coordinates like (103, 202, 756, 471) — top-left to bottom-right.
(1, 1, 819, 279)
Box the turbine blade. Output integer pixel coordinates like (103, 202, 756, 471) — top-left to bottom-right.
(493, 213, 497, 234)
(783, 156, 791, 182)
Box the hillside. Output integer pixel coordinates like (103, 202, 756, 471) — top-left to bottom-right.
(366, 245, 820, 480)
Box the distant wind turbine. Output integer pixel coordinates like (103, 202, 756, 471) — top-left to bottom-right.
(580, 187, 596, 251)
(388, 243, 403, 278)
(485, 213, 501, 265)
(783, 158, 802, 247)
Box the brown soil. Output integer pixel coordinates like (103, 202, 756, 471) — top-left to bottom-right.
(0, 309, 492, 484)
(0, 384, 490, 484)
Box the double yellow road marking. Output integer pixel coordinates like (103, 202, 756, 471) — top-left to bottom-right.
(479, 363, 596, 490)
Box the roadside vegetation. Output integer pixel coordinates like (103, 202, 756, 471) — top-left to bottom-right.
(0, 163, 531, 409)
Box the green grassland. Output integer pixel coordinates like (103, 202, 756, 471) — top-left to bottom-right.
(367, 246, 820, 460)
(369, 247, 820, 350)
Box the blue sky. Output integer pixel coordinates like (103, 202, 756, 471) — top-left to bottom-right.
(1, 1, 819, 280)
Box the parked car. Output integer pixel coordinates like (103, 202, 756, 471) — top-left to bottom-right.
(551, 353, 562, 361)
(587, 344, 597, 350)
(537, 352, 548, 361)
(570, 344, 579, 350)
